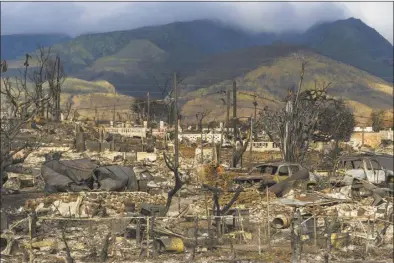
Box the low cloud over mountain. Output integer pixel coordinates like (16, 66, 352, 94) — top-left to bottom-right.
(1, 2, 393, 43)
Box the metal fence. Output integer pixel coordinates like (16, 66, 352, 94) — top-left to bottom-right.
(22, 210, 392, 262)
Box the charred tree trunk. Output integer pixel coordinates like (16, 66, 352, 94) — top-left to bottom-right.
(232, 133, 251, 168)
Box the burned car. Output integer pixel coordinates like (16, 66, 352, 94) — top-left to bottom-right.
(330, 156, 394, 188)
(233, 162, 318, 189)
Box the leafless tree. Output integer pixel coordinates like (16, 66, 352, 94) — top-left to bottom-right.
(1, 57, 45, 185)
(0, 49, 63, 186)
(231, 122, 251, 168)
(202, 183, 243, 216)
(131, 98, 145, 123)
(29, 46, 52, 117)
(63, 95, 74, 121)
(46, 55, 66, 121)
(258, 61, 355, 164)
(154, 72, 184, 125)
(130, 98, 166, 124)
(371, 110, 385, 132)
(71, 109, 80, 122)
(202, 183, 243, 240)
(195, 110, 211, 132)
(207, 120, 218, 132)
(163, 151, 183, 215)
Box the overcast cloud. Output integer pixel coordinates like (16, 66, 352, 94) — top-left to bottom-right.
(1, 1, 393, 44)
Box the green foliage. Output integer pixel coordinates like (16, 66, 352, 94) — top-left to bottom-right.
(371, 110, 385, 132)
(315, 100, 356, 142)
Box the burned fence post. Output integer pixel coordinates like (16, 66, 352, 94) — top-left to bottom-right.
(258, 221, 261, 255)
(324, 217, 332, 263)
(266, 187, 271, 247)
(100, 232, 111, 263)
(136, 218, 141, 247)
(208, 214, 213, 251)
(151, 215, 157, 256)
(75, 130, 86, 152)
(28, 213, 37, 239)
(314, 214, 317, 247)
(193, 215, 199, 259)
(291, 208, 302, 263)
(61, 226, 75, 263)
(146, 216, 150, 258)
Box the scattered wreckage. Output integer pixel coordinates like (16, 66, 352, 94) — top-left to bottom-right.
(1, 135, 393, 263)
(327, 155, 394, 205)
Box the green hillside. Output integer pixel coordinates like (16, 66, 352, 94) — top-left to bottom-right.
(181, 48, 393, 121)
(86, 40, 169, 75)
(3, 18, 393, 116)
(5, 18, 392, 86)
(0, 77, 116, 95)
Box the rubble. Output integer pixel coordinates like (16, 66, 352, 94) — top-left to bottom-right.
(1, 123, 393, 263)
(24, 192, 166, 217)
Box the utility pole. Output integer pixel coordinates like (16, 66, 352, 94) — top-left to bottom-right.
(249, 117, 253, 167)
(284, 95, 293, 162)
(46, 101, 49, 120)
(174, 72, 179, 170)
(253, 98, 258, 122)
(147, 92, 150, 127)
(113, 104, 116, 124)
(212, 127, 216, 165)
(95, 107, 98, 125)
(232, 80, 237, 168)
(226, 88, 230, 138)
(233, 80, 237, 138)
(361, 126, 365, 146)
(112, 92, 116, 124)
(56, 56, 61, 122)
(200, 130, 204, 164)
(218, 126, 223, 164)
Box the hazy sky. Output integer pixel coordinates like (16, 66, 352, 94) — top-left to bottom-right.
(1, 1, 393, 44)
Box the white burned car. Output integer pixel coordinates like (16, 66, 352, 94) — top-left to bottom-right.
(331, 156, 394, 188)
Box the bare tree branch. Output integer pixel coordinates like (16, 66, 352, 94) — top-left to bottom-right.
(1, 47, 65, 186)
(195, 110, 211, 132)
(257, 62, 355, 164)
(163, 151, 183, 215)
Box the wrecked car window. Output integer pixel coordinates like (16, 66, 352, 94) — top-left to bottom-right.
(370, 159, 381, 170)
(353, 160, 364, 169)
(290, 165, 300, 174)
(259, 165, 278, 175)
(342, 160, 363, 169)
(366, 160, 373, 170)
(278, 166, 289, 176)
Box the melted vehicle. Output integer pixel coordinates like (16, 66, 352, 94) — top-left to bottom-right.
(331, 156, 394, 188)
(233, 162, 317, 187)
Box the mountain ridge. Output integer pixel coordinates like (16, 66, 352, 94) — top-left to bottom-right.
(2, 18, 393, 115)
